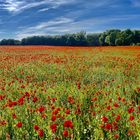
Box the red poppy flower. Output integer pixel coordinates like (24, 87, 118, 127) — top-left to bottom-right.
(12, 113, 17, 119)
(129, 115, 134, 121)
(128, 107, 134, 114)
(25, 92, 30, 99)
(17, 97, 24, 105)
(77, 82, 81, 89)
(115, 114, 121, 122)
(114, 102, 119, 108)
(106, 106, 111, 110)
(118, 97, 121, 101)
(52, 108, 60, 115)
(0, 120, 7, 126)
(50, 124, 57, 133)
(9, 101, 17, 107)
(91, 97, 97, 102)
(105, 123, 112, 130)
(38, 129, 44, 138)
(16, 122, 22, 128)
(52, 98, 57, 102)
(114, 134, 119, 139)
(66, 109, 70, 114)
(0, 95, 6, 101)
(39, 106, 45, 113)
(41, 113, 46, 119)
(63, 130, 69, 137)
(64, 120, 73, 129)
(68, 96, 75, 104)
(32, 97, 38, 103)
(34, 125, 39, 131)
(102, 116, 108, 123)
(51, 115, 57, 121)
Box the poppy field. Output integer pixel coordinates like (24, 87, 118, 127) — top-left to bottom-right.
(0, 46, 140, 140)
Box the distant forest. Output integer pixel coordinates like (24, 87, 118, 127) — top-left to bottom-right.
(0, 29, 140, 46)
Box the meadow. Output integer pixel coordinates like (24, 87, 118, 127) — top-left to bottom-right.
(0, 46, 140, 140)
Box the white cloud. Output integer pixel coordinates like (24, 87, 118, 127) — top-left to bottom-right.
(15, 17, 74, 39)
(0, 0, 76, 14)
(38, 5, 58, 12)
(25, 17, 74, 31)
(0, 0, 115, 14)
(15, 14, 140, 39)
(0, 0, 26, 13)
(38, 7, 51, 12)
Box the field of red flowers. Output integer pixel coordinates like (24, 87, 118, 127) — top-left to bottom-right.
(0, 46, 140, 140)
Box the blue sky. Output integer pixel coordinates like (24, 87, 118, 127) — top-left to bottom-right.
(0, 0, 140, 40)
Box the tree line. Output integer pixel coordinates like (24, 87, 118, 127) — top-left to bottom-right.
(0, 29, 140, 46)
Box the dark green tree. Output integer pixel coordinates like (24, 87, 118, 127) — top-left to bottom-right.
(105, 30, 121, 46)
(99, 33, 107, 46)
(87, 34, 100, 46)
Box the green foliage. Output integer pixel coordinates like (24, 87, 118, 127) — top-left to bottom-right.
(0, 47, 140, 139)
(105, 30, 121, 46)
(99, 33, 106, 46)
(86, 34, 100, 46)
(0, 39, 20, 45)
(0, 29, 140, 46)
(120, 29, 135, 45)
